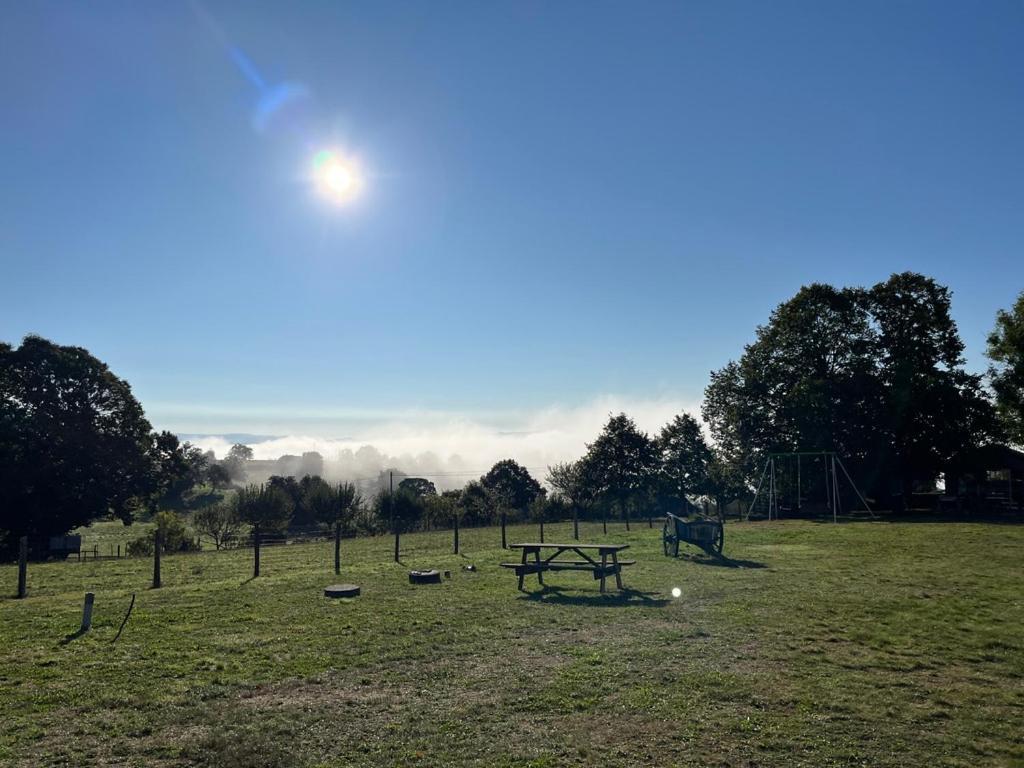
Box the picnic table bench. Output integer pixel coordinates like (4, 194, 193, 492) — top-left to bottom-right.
(501, 543, 634, 593)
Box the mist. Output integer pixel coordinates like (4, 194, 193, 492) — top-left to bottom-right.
(183, 395, 700, 489)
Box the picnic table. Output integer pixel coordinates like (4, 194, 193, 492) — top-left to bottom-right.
(500, 543, 634, 593)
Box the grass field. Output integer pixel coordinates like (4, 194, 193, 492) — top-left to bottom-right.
(1, 519, 1022, 767)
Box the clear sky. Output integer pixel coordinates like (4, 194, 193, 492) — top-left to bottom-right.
(2, 1, 1023, 452)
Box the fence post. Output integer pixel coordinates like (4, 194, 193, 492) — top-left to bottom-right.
(501, 512, 507, 549)
(254, 527, 261, 577)
(453, 515, 460, 554)
(152, 529, 162, 588)
(573, 508, 579, 541)
(80, 592, 95, 633)
(17, 536, 28, 599)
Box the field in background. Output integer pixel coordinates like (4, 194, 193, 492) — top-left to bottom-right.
(1, 520, 1022, 767)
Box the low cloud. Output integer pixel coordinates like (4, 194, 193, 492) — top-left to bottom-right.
(184, 395, 701, 488)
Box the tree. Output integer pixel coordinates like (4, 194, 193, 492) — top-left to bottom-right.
(481, 459, 543, 548)
(458, 480, 494, 527)
(581, 414, 658, 531)
(146, 431, 199, 511)
(987, 290, 1024, 445)
(425, 490, 461, 553)
(398, 477, 437, 499)
(374, 487, 424, 562)
(546, 461, 593, 539)
(481, 460, 542, 514)
(236, 484, 294, 577)
(205, 463, 233, 490)
(0, 336, 155, 557)
(193, 497, 243, 550)
(702, 284, 879, 490)
(702, 274, 997, 511)
(223, 443, 253, 483)
(657, 413, 713, 512)
(308, 481, 362, 574)
(869, 273, 997, 507)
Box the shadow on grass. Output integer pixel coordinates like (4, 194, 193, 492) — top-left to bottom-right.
(517, 585, 670, 608)
(680, 553, 767, 569)
(59, 627, 89, 645)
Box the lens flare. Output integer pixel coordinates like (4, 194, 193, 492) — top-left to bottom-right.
(312, 150, 362, 205)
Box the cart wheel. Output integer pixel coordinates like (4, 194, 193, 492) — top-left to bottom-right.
(712, 523, 724, 555)
(662, 517, 679, 557)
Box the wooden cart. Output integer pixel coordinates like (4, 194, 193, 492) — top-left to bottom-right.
(662, 512, 724, 557)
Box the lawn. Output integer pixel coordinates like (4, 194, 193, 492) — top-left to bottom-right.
(1, 519, 1022, 767)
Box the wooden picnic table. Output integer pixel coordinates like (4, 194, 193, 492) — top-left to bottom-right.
(501, 543, 634, 593)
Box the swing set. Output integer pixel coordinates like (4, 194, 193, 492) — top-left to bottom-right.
(747, 451, 875, 522)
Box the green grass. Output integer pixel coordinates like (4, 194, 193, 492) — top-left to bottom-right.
(2, 520, 1022, 767)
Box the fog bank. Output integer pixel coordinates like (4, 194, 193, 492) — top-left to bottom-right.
(185, 396, 700, 488)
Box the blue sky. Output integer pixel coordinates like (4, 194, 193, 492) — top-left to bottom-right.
(2, 1, 1023, 450)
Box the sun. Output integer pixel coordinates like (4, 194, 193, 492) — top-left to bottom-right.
(312, 149, 362, 205)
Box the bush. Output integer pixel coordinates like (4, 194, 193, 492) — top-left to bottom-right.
(126, 511, 199, 556)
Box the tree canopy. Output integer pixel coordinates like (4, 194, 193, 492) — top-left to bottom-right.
(0, 336, 155, 554)
(703, 273, 997, 506)
(987, 290, 1024, 445)
(480, 459, 543, 513)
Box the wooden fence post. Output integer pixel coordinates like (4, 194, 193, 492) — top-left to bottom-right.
(253, 527, 261, 577)
(453, 515, 460, 554)
(501, 512, 507, 549)
(80, 592, 95, 633)
(334, 524, 341, 575)
(152, 529, 162, 588)
(17, 536, 28, 599)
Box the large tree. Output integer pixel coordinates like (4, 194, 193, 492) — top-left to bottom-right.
(987, 290, 1024, 445)
(657, 413, 713, 511)
(702, 283, 879, 483)
(703, 274, 996, 510)
(480, 459, 543, 515)
(0, 336, 155, 556)
(580, 413, 658, 530)
(869, 273, 996, 506)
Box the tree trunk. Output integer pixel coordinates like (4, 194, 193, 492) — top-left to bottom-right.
(539, 517, 545, 543)
(334, 523, 341, 575)
(572, 506, 579, 540)
(621, 496, 630, 532)
(501, 512, 507, 549)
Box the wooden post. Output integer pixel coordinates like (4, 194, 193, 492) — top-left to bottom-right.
(602, 512, 607, 535)
(80, 592, 95, 633)
(394, 527, 400, 563)
(152, 529, 162, 588)
(117, 544, 121, 559)
(500, 512, 507, 549)
(572, 507, 579, 541)
(253, 527, 261, 577)
(453, 515, 460, 554)
(17, 536, 28, 599)
(539, 517, 545, 543)
(334, 523, 341, 575)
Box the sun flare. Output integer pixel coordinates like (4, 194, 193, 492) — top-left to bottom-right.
(312, 149, 362, 205)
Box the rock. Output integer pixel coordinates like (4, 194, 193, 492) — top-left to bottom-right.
(324, 584, 361, 598)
